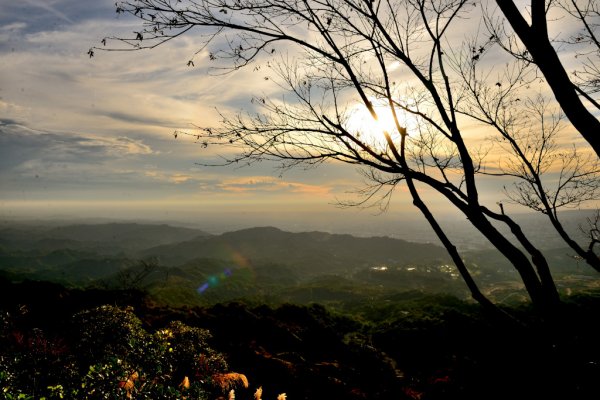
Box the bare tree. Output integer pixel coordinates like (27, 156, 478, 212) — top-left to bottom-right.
(456, 10, 600, 273)
(100, 259, 163, 292)
(93, 0, 600, 315)
(581, 210, 600, 255)
(556, 0, 600, 95)
(492, 0, 600, 156)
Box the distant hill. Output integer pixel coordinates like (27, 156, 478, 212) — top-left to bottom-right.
(1, 222, 598, 307)
(0, 223, 211, 254)
(142, 226, 450, 274)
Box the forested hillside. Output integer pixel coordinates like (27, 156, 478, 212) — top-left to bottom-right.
(1, 223, 598, 309)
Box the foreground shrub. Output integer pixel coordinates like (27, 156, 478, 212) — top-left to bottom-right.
(1, 305, 238, 399)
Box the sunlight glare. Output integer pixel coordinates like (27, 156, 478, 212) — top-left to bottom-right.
(345, 98, 416, 151)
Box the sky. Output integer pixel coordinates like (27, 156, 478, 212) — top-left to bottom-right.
(0, 0, 373, 226)
(0, 0, 596, 233)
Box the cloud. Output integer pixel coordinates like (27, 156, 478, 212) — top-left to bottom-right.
(170, 174, 194, 184)
(22, 0, 74, 24)
(144, 171, 198, 184)
(103, 111, 176, 128)
(0, 22, 27, 33)
(0, 1, 115, 35)
(218, 176, 330, 196)
(0, 4, 283, 141)
(0, 120, 154, 171)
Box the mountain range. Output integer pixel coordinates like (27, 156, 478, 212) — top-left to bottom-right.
(0, 222, 597, 307)
(141, 226, 450, 272)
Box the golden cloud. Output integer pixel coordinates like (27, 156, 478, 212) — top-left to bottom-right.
(218, 176, 330, 196)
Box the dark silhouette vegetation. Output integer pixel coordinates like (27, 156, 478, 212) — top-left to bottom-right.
(1, 277, 599, 399)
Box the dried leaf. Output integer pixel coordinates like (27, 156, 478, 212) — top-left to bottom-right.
(213, 372, 249, 391)
(180, 376, 190, 389)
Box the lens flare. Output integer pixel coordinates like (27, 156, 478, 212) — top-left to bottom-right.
(196, 245, 253, 295)
(197, 267, 235, 294)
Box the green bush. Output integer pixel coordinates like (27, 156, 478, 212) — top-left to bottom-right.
(1, 305, 231, 399)
(72, 305, 228, 399)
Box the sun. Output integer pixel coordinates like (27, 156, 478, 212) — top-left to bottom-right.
(345, 98, 415, 151)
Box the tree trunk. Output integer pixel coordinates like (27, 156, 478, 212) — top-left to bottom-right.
(465, 209, 559, 314)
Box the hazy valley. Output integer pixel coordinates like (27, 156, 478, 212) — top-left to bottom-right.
(1, 219, 598, 310)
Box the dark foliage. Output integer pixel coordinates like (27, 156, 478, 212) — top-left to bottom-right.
(1, 279, 599, 399)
